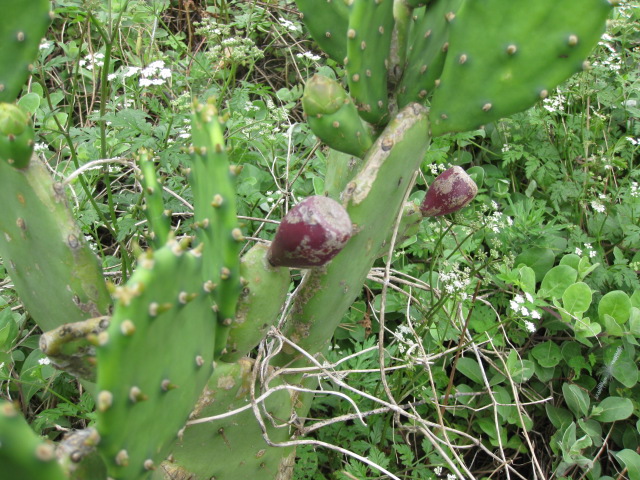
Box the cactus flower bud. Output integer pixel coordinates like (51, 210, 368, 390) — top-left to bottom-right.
(268, 195, 352, 268)
(420, 166, 478, 217)
(302, 74, 347, 117)
(0, 102, 34, 168)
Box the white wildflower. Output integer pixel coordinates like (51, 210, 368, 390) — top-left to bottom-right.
(38, 357, 51, 366)
(524, 320, 536, 333)
(590, 200, 606, 213)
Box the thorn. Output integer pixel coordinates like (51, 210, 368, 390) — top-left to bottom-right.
(231, 228, 244, 241)
(144, 459, 156, 471)
(220, 267, 231, 280)
(540, 89, 549, 99)
(568, 34, 578, 46)
(129, 386, 148, 403)
(459, 54, 468, 64)
(161, 379, 178, 391)
(195, 355, 205, 367)
(347, 28, 356, 39)
(506, 44, 517, 55)
(35, 444, 55, 461)
(204, 280, 217, 292)
(360, 40, 366, 50)
(211, 194, 224, 207)
(120, 320, 136, 336)
(115, 450, 129, 467)
(482, 103, 492, 112)
(97, 391, 113, 412)
(352, 73, 360, 82)
(445, 12, 455, 22)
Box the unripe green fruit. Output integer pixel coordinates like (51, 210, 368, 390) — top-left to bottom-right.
(0, 103, 34, 168)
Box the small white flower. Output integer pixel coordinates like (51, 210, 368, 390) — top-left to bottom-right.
(524, 320, 536, 333)
(575, 247, 583, 256)
(590, 200, 606, 213)
(34, 142, 48, 153)
(38, 357, 51, 366)
(39, 40, 52, 50)
(531, 310, 541, 320)
(513, 294, 525, 304)
(525, 292, 534, 303)
(434, 466, 443, 476)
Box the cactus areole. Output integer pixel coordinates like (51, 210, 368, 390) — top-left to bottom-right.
(267, 195, 352, 268)
(420, 166, 478, 217)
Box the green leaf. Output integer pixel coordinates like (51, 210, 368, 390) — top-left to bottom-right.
(603, 314, 624, 336)
(562, 383, 590, 418)
(507, 349, 535, 383)
(562, 282, 592, 315)
(559, 253, 581, 271)
(514, 247, 555, 282)
(456, 357, 483, 384)
(598, 290, 632, 324)
(592, 397, 633, 422)
(0, 309, 18, 351)
(615, 450, 640, 480)
(531, 340, 562, 368)
(17, 92, 41, 114)
(540, 265, 578, 299)
(518, 265, 537, 295)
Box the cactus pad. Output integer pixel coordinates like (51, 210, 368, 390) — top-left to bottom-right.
(188, 99, 242, 358)
(156, 358, 295, 480)
(221, 243, 291, 363)
(95, 239, 217, 480)
(0, 103, 35, 168)
(0, 401, 67, 480)
(303, 74, 374, 158)
(294, 0, 350, 64)
(429, 0, 612, 135)
(0, 0, 51, 103)
(0, 157, 111, 332)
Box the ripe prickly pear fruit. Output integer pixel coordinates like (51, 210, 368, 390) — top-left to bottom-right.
(0, 103, 34, 168)
(420, 166, 477, 217)
(267, 195, 352, 268)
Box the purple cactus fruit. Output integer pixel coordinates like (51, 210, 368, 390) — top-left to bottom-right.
(267, 195, 352, 268)
(420, 166, 478, 217)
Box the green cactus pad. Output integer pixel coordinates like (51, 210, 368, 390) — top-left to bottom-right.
(303, 75, 374, 158)
(156, 359, 295, 480)
(0, 103, 35, 168)
(429, 0, 612, 135)
(221, 243, 291, 363)
(346, 0, 395, 127)
(376, 201, 422, 257)
(188, 99, 242, 358)
(294, 0, 350, 64)
(0, 0, 51, 103)
(95, 239, 217, 480)
(0, 157, 111, 332)
(137, 149, 171, 248)
(0, 401, 67, 480)
(396, 0, 463, 109)
(323, 148, 362, 200)
(39, 316, 110, 381)
(275, 103, 431, 366)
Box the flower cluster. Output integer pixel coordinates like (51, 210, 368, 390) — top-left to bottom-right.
(509, 292, 542, 333)
(79, 52, 105, 71)
(439, 263, 471, 299)
(575, 243, 597, 259)
(483, 201, 514, 234)
(106, 60, 172, 88)
(392, 324, 419, 356)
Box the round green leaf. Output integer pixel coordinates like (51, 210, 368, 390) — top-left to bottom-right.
(592, 397, 633, 422)
(562, 383, 590, 418)
(540, 265, 578, 299)
(615, 449, 640, 480)
(531, 341, 562, 368)
(562, 282, 592, 315)
(598, 290, 632, 324)
(612, 359, 638, 388)
(514, 247, 555, 282)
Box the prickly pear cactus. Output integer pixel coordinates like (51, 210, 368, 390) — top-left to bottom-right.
(0, 155, 111, 332)
(221, 243, 291, 363)
(188, 99, 242, 358)
(0, 0, 51, 103)
(0, 401, 67, 480)
(154, 358, 295, 480)
(429, 0, 613, 134)
(0, 103, 35, 168)
(95, 239, 217, 480)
